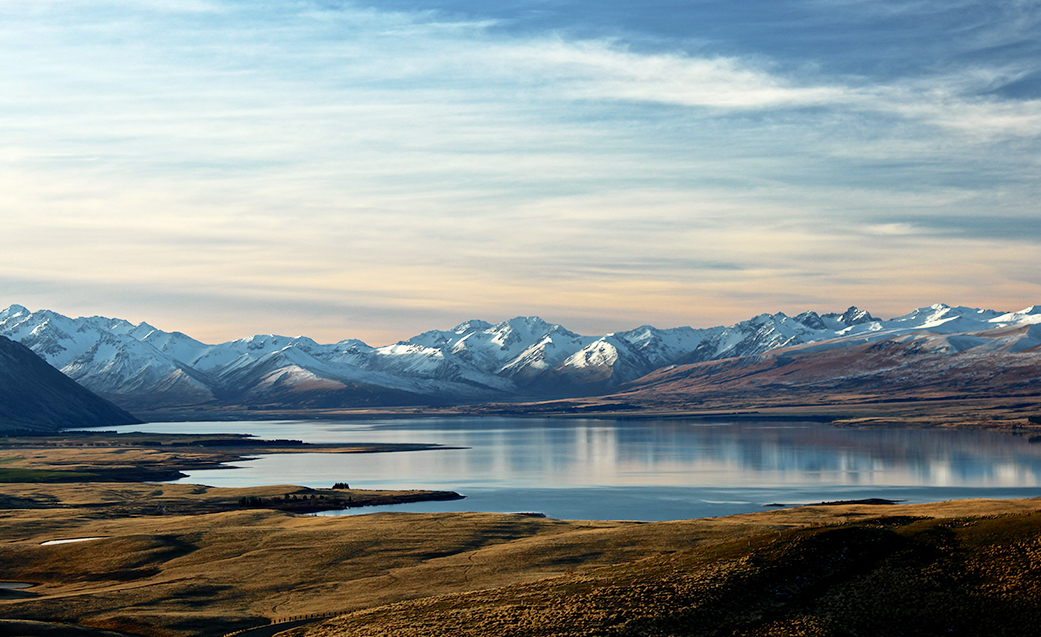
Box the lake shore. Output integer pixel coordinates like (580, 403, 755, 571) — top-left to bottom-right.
(2, 423, 1039, 635)
(0, 432, 460, 484)
(129, 392, 1041, 433)
(0, 424, 1036, 632)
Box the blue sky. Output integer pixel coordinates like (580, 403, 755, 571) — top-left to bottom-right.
(2, 0, 1039, 343)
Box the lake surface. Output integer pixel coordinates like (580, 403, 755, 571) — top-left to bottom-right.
(83, 418, 1041, 521)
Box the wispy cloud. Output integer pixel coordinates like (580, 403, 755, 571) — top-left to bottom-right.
(0, 0, 1039, 340)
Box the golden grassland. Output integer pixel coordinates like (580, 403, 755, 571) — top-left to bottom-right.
(2, 483, 1040, 637)
(291, 506, 1041, 637)
(1, 434, 1040, 636)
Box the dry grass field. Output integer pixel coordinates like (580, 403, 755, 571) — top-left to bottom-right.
(2, 485, 1040, 637)
(291, 505, 1041, 637)
(1, 433, 1040, 637)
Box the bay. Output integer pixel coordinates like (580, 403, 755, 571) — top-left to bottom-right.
(83, 418, 1041, 521)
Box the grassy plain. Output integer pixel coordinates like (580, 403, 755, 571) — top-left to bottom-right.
(1, 433, 1040, 637)
(292, 503, 1041, 637)
(2, 482, 1040, 637)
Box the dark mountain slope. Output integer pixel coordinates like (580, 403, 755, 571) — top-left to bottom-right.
(0, 336, 141, 433)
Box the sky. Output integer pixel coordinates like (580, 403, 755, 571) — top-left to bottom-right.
(2, 0, 1040, 345)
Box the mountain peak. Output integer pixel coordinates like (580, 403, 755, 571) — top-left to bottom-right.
(0, 335, 140, 432)
(1, 304, 30, 318)
(502, 316, 552, 328)
(4, 301, 1041, 411)
(450, 319, 493, 333)
(490, 316, 568, 340)
(794, 311, 826, 330)
(839, 306, 875, 325)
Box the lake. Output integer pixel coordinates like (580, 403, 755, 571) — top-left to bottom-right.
(83, 418, 1041, 521)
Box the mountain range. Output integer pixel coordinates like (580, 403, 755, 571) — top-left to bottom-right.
(1, 303, 1039, 412)
(609, 316, 1041, 416)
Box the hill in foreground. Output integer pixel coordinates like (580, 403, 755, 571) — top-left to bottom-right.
(0, 487, 1037, 637)
(293, 508, 1041, 637)
(0, 335, 140, 433)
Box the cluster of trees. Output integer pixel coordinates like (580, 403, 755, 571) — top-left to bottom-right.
(237, 493, 352, 511)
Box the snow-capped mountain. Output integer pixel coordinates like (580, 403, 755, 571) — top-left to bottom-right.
(615, 310, 1041, 413)
(2, 302, 1039, 410)
(0, 305, 217, 408)
(678, 307, 881, 364)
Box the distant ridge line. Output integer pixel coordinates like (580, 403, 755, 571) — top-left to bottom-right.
(1, 302, 1039, 413)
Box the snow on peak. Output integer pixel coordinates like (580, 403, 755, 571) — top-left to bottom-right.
(619, 325, 654, 339)
(495, 316, 555, 333)
(839, 306, 875, 325)
(1, 304, 30, 318)
(887, 304, 1006, 333)
(450, 319, 493, 333)
(4, 301, 1041, 408)
(794, 311, 826, 330)
(991, 306, 1041, 326)
(563, 339, 619, 368)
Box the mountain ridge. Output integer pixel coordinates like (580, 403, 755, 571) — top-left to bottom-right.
(2, 303, 1039, 411)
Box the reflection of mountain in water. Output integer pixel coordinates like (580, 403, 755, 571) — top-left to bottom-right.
(606, 423, 1041, 487)
(88, 418, 1041, 520)
(89, 418, 1041, 492)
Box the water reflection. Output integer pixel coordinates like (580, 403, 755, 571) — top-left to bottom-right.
(84, 418, 1041, 520)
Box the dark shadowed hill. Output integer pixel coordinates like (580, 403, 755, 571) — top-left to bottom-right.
(0, 335, 141, 433)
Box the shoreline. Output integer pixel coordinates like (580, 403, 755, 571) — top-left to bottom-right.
(0, 432, 462, 484)
(125, 396, 1041, 435)
(2, 430, 1039, 634)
